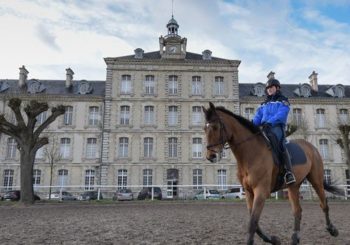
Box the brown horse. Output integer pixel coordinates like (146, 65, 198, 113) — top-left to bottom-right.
(202, 102, 343, 245)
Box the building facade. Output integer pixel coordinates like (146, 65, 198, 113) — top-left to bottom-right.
(0, 17, 349, 198)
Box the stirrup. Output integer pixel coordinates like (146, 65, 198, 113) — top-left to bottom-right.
(284, 172, 296, 185)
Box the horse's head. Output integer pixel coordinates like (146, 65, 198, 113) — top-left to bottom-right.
(202, 102, 228, 163)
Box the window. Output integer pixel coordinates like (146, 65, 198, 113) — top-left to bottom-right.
(117, 169, 127, 189)
(36, 111, 47, 125)
(214, 76, 224, 95)
(88, 106, 100, 126)
(217, 169, 227, 190)
(3, 169, 14, 190)
(143, 137, 153, 158)
(33, 169, 41, 186)
(121, 75, 132, 94)
(192, 106, 202, 125)
(244, 108, 254, 120)
(324, 169, 332, 185)
(60, 138, 71, 159)
(293, 108, 302, 126)
(319, 139, 329, 160)
(191, 76, 202, 95)
(85, 169, 95, 190)
(6, 138, 17, 159)
(168, 106, 178, 126)
(119, 137, 129, 158)
(64, 106, 73, 125)
(144, 106, 154, 125)
(168, 75, 178, 95)
(144, 75, 155, 95)
(193, 169, 203, 189)
(120, 106, 130, 125)
(143, 169, 153, 186)
(192, 138, 202, 158)
(168, 137, 178, 158)
(316, 108, 326, 128)
(339, 109, 348, 125)
(58, 169, 68, 187)
(86, 138, 97, 158)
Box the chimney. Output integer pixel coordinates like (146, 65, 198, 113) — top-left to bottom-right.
(309, 71, 318, 91)
(267, 71, 275, 80)
(65, 68, 74, 88)
(19, 65, 29, 87)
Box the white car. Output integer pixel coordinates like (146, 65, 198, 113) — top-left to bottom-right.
(222, 187, 246, 199)
(47, 191, 77, 201)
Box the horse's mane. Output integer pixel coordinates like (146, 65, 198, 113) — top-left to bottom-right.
(207, 106, 260, 134)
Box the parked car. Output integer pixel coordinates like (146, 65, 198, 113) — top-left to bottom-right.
(2, 190, 41, 201)
(193, 189, 221, 200)
(113, 189, 134, 201)
(137, 187, 162, 200)
(47, 191, 77, 201)
(78, 191, 102, 201)
(221, 187, 246, 199)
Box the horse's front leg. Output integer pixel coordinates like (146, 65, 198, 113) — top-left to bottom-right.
(246, 192, 268, 245)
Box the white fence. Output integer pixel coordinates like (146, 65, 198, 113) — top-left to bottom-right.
(1, 184, 349, 201)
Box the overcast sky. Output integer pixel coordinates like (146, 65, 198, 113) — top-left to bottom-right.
(1, 0, 350, 85)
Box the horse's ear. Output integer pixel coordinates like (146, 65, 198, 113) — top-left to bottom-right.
(209, 102, 215, 110)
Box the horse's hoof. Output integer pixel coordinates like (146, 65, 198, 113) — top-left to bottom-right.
(327, 225, 339, 237)
(271, 236, 281, 245)
(291, 233, 300, 244)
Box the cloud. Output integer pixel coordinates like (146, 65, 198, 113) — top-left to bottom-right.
(0, 0, 350, 85)
(36, 24, 61, 51)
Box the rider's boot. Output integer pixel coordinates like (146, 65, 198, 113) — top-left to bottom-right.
(282, 150, 296, 185)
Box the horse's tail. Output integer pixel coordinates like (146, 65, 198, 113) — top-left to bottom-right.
(323, 181, 345, 196)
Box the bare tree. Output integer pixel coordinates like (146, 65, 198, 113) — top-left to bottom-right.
(0, 98, 65, 205)
(286, 116, 309, 139)
(43, 135, 62, 200)
(336, 124, 350, 171)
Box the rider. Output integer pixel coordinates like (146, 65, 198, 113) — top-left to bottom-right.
(252, 78, 296, 185)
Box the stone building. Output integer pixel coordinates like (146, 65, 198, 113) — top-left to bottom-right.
(0, 17, 349, 198)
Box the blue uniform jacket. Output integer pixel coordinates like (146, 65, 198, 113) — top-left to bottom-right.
(252, 91, 290, 127)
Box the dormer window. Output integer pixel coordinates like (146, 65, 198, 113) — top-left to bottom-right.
(334, 85, 345, 98)
(78, 80, 93, 95)
(251, 83, 265, 97)
(134, 48, 144, 59)
(326, 84, 345, 98)
(202, 50, 212, 60)
(0, 81, 10, 93)
(27, 79, 46, 94)
(294, 83, 311, 97)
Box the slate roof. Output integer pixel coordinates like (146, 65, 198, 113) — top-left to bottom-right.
(239, 83, 350, 99)
(107, 51, 238, 63)
(0, 79, 105, 97)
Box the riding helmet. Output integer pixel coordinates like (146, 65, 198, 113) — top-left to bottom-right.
(265, 78, 281, 89)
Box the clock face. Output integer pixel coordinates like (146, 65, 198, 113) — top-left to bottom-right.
(169, 46, 177, 53)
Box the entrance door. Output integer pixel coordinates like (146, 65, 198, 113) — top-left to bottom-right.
(166, 169, 178, 199)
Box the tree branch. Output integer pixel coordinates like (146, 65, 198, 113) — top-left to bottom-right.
(0, 114, 18, 133)
(33, 106, 65, 140)
(33, 137, 49, 153)
(8, 98, 26, 127)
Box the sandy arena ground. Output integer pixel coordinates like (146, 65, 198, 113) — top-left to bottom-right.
(0, 200, 349, 245)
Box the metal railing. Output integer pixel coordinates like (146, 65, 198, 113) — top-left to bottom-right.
(1, 184, 349, 201)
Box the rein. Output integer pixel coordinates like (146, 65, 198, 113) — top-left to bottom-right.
(206, 118, 260, 151)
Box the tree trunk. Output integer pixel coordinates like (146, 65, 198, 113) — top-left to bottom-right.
(20, 147, 35, 205)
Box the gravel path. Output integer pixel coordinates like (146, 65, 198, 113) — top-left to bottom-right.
(0, 200, 349, 245)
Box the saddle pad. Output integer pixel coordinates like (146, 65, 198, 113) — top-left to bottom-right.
(286, 142, 307, 165)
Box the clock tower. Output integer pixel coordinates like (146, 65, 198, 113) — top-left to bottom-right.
(159, 15, 187, 59)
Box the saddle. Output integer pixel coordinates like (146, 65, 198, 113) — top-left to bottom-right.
(261, 129, 307, 192)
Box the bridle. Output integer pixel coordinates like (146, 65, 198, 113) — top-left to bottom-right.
(205, 117, 261, 153)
